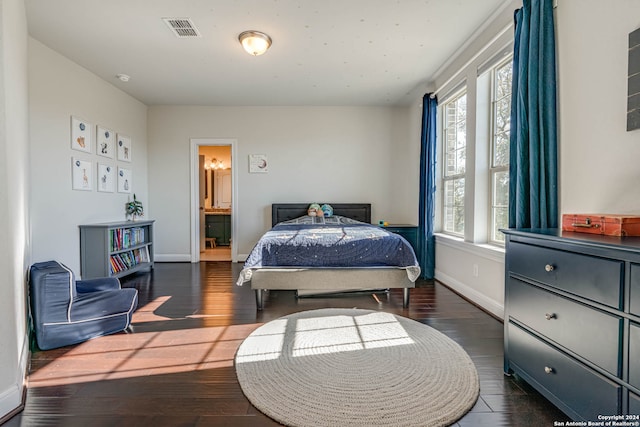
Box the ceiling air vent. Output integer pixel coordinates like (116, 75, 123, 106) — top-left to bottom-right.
(162, 18, 201, 38)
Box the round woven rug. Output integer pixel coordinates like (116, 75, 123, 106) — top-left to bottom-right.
(235, 308, 479, 427)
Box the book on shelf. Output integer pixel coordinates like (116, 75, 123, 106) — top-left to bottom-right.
(110, 226, 146, 251)
(110, 254, 124, 273)
(134, 246, 150, 264)
(109, 246, 151, 274)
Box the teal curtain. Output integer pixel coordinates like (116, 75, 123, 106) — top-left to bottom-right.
(508, 0, 558, 229)
(418, 94, 437, 279)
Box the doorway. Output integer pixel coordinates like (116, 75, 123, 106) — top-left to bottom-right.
(189, 138, 238, 263)
(200, 146, 231, 261)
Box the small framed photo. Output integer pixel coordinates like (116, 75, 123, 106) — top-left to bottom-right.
(249, 154, 268, 173)
(117, 134, 132, 162)
(71, 157, 92, 191)
(71, 116, 92, 153)
(96, 126, 114, 159)
(117, 167, 131, 193)
(97, 163, 115, 193)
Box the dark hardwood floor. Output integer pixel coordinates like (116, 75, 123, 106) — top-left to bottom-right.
(6, 262, 567, 426)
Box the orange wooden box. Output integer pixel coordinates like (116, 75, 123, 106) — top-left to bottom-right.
(562, 214, 640, 236)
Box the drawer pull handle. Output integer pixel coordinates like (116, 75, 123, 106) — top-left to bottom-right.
(544, 366, 554, 374)
(545, 313, 556, 320)
(544, 264, 554, 272)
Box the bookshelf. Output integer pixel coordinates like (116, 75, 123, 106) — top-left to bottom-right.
(79, 220, 154, 279)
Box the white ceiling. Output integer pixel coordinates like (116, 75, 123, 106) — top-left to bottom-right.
(25, 0, 509, 107)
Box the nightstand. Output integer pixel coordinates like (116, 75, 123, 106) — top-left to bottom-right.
(380, 224, 418, 255)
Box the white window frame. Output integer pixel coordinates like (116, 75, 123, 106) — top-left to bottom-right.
(432, 20, 514, 255)
(441, 88, 468, 237)
(488, 56, 513, 245)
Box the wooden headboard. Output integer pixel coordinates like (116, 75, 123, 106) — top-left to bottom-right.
(271, 203, 372, 227)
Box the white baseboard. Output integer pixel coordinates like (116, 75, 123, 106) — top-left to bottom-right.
(435, 270, 504, 320)
(0, 332, 29, 420)
(155, 254, 247, 262)
(154, 254, 191, 262)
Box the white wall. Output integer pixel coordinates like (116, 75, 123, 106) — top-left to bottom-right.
(556, 0, 640, 213)
(0, 0, 30, 419)
(29, 38, 148, 275)
(389, 106, 421, 225)
(148, 106, 417, 260)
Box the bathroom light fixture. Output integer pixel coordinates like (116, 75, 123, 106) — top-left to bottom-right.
(238, 30, 272, 56)
(208, 158, 224, 170)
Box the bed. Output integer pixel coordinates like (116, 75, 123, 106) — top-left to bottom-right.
(237, 203, 420, 310)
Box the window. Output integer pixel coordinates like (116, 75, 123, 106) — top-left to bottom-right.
(437, 48, 512, 246)
(442, 91, 467, 236)
(435, 30, 513, 246)
(489, 59, 512, 244)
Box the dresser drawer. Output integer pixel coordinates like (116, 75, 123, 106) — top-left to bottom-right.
(630, 391, 640, 416)
(630, 322, 640, 389)
(630, 264, 640, 317)
(508, 324, 622, 420)
(508, 278, 622, 376)
(508, 241, 623, 308)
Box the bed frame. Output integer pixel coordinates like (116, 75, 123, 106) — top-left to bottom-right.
(250, 203, 415, 310)
(271, 203, 372, 227)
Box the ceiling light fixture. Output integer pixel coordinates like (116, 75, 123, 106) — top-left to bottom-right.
(238, 30, 272, 56)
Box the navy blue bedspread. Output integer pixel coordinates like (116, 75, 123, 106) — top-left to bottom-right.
(237, 216, 420, 284)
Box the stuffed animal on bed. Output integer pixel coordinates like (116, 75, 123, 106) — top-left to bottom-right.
(320, 204, 333, 217)
(307, 203, 321, 217)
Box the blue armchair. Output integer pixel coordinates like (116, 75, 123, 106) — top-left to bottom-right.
(29, 261, 138, 350)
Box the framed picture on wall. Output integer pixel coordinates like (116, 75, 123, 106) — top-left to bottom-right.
(249, 154, 268, 173)
(71, 157, 92, 191)
(70, 116, 92, 153)
(117, 167, 131, 193)
(96, 126, 114, 159)
(97, 163, 115, 193)
(117, 134, 132, 162)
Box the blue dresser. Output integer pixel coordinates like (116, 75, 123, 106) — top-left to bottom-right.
(503, 228, 640, 420)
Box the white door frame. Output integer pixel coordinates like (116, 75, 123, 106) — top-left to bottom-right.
(189, 138, 238, 263)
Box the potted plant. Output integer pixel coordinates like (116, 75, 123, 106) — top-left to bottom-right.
(125, 194, 144, 221)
